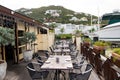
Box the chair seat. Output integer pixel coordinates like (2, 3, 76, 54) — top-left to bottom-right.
(27, 63, 49, 80)
(69, 64, 92, 80)
(69, 73, 77, 80)
(76, 73, 91, 80)
(32, 71, 49, 79)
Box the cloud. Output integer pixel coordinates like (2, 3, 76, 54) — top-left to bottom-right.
(0, 0, 120, 16)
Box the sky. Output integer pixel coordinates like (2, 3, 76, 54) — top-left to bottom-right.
(0, 0, 120, 16)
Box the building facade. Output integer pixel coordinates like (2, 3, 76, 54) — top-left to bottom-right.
(0, 5, 55, 63)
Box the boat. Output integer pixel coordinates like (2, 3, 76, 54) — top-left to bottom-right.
(94, 11, 120, 43)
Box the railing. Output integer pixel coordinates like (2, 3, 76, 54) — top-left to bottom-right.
(81, 42, 120, 80)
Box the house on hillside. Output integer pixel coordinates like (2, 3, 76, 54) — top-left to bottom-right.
(55, 23, 82, 34)
(69, 17, 80, 22)
(80, 17, 88, 21)
(45, 10, 61, 17)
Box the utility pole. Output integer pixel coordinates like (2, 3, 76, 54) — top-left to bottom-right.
(91, 14, 93, 26)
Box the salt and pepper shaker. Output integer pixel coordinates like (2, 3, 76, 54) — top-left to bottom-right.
(56, 57, 59, 63)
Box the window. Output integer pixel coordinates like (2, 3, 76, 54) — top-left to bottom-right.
(40, 28, 47, 34)
(18, 30, 24, 37)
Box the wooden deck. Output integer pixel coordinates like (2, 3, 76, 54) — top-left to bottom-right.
(4, 52, 101, 80)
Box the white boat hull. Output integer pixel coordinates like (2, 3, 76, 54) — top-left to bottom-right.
(94, 22, 120, 42)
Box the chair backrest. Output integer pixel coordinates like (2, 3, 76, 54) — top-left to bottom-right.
(27, 63, 36, 78)
(76, 64, 93, 80)
(49, 47, 54, 53)
(36, 56, 44, 66)
(32, 53, 39, 59)
(79, 56, 85, 65)
(45, 51, 49, 58)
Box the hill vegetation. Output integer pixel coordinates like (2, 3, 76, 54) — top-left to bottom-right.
(16, 5, 98, 25)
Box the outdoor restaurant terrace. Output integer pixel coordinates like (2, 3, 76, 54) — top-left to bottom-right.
(0, 5, 120, 80)
(4, 39, 120, 80)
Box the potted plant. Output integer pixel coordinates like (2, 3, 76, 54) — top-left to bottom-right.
(74, 30, 82, 37)
(111, 48, 120, 67)
(93, 41, 110, 55)
(22, 32, 37, 61)
(83, 38, 91, 47)
(0, 27, 15, 80)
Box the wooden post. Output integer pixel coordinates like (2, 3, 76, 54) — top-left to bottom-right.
(15, 22, 19, 63)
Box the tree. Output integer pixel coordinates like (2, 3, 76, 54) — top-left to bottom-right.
(0, 27, 15, 46)
(0, 26, 15, 61)
(22, 32, 37, 61)
(60, 27, 64, 34)
(49, 23, 57, 29)
(22, 32, 37, 50)
(74, 30, 81, 37)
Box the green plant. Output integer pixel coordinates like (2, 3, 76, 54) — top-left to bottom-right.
(113, 48, 120, 55)
(93, 41, 111, 55)
(55, 34, 72, 39)
(74, 30, 82, 37)
(49, 29, 54, 33)
(112, 48, 120, 67)
(49, 23, 57, 29)
(60, 28, 64, 34)
(22, 32, 37, 50)
(83, 38, 91, 43)
(0, 27, 15, 46)
(93, 41, 110, 47)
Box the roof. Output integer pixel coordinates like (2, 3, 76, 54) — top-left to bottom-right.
(0, 5, 47, 28)
(102, 12, 120, 20)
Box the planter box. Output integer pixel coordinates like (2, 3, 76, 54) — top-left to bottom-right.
(93, 46, 105, 55)
(83, 42, 90, 47)
(112, 53, 120, 68)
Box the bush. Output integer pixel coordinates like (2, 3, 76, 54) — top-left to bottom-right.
(93, 41, 110, 47)
(83, 38, 91, 43)
(113, 48, 120, 55)
(55, 34, 72, 39)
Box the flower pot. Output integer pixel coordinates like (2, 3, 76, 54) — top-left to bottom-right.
(23, 50, 33, 61)
(93, 46, 105, 55)
(83, 42, 90, 47)
(0, 60, 7, 80)
(112, 53, 120, 68)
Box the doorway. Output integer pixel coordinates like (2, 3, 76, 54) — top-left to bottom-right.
(5, 44, 15, 65)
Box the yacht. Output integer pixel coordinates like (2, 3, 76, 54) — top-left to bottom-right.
(94, 11, 120, 43)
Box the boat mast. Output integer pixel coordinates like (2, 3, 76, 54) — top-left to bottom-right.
(97, 6, 100, 30)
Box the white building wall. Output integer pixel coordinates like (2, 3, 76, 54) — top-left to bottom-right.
(55, 23, 82, 34)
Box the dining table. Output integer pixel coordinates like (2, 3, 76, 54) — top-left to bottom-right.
(41, 55, 73, 80)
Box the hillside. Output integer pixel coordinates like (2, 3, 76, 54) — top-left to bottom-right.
(16, 5, 98, 25)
